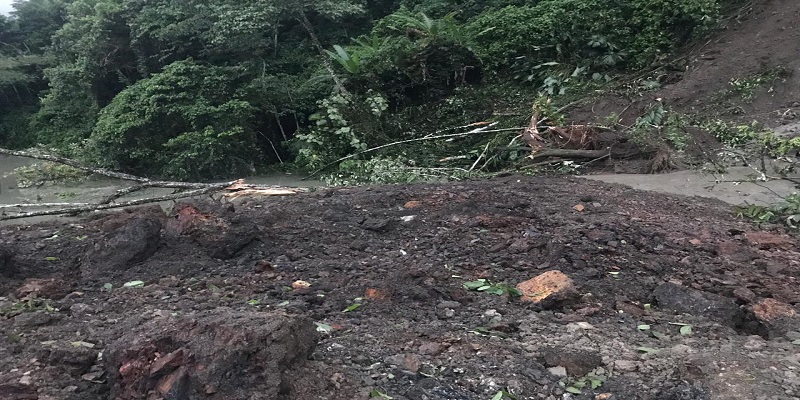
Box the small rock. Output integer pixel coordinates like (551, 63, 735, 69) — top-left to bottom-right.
(437, 301, 461, 309)
(743, 335, 766, 351)
(360, 218, 392, 232)
(652, 282, 743, 328)
(69, 303, 94, 319)
(732, 287, 757, 304)
(716, 241, 758, 263)
(16, 278, 71, 300)
(13, 312, 57, 328)
(748, 298, 799, 338)
(516, 270, 579, 308)
(384, 354, 421, 373)
(614, 360, 637, 372)
(542, 348, 602, 376)
(547, 366, 567, 377)
(745, 231, 795, 250)
(418, 342, 444, 356)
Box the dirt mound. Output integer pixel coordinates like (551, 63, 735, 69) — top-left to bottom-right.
(1, 176, 799, 399)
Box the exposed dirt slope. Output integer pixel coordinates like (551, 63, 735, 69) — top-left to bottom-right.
(572, 0, 800, 134)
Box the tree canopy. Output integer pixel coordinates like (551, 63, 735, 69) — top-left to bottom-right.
(0, 0, 720, 180)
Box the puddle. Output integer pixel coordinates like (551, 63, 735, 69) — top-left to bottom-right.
(0, 155, 321, 224)
(584, 167, 798, 206)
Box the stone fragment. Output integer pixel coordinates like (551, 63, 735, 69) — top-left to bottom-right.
(516, 270, 578, 308)
(745, 231, 795, 249)
(652, 282, 744, 328)
(13, 311, 57, 329)
(613, 360, 637, 373)
(542, 348, 602, 376)
(360, 218, 393, 232)
(732, 287, 757, 304)
(0, 382, 38, 400)
(748, 298, 799, 338)
(15, 278, 71, 300)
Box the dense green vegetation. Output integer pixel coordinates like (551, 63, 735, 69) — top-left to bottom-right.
(0, 0, 721, 180)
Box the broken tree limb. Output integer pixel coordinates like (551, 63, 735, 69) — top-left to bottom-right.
(301, 123, 525, 180)
(530, 149, 610, 159)
(0, 148, 309, 220)
(0, 147, 147, 182)
(1, 184, 231, 221)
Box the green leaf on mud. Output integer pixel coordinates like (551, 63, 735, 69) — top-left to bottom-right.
(75, 235, 88, 241)
(637, 324, 651, 331)
(463, 280, 488, 290)
(102, 283, 113, 291)
(680, 325, 693, 336)
(44, 257, 59, 261)
(651, 331, 668, 340)
(491, 390, 517, 400)
(566, 386, 583, 394)
(636, 346, 660, 354)
(369, 389, 393, 399)
(247, 299, 260, 306)
(343, 303, 362, 312)
(123, 280, 145, 288)
(590, 377, 604, 389)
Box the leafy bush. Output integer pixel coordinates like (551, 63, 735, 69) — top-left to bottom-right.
(466, 0, 718, 90)
(86, 60, 257, 180)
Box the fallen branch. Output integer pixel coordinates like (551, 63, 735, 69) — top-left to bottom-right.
(0, 147, 147, 182)
(1, 148, 308, 220)
(530, 149, 610, 159)
(1, 184, 230, 221)
(302, 122, 523, 180)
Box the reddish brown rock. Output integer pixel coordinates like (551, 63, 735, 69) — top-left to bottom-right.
(716, 241, 758, 263)
(106, 310, 317, 400)
(748, 298, 799, 338)
(165, 200, 259, 259)
(15, 278, 71, 300)
(516, 270, 579, 307)
(745, 231, 795, 250)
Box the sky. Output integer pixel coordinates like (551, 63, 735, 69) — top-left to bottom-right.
(0, 0, 14, 16)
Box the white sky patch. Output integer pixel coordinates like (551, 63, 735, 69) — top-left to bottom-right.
(0, 0, 15, 17)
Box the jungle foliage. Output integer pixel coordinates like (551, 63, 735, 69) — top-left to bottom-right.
(0, 0, 721, 180)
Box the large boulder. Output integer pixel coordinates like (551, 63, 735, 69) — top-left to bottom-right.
(83, 208, 164, 283)
(106, 310, 317, 400)
(0, 243, 15, 275)
(165, 200, 260, 259)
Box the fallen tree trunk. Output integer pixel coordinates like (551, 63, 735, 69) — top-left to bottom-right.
(530, 149, 610, 159)
(0, 148, 306, 221)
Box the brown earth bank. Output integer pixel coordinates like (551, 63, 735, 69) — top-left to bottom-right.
(1, 175, 799, 400)
(568, 0, 800, 175)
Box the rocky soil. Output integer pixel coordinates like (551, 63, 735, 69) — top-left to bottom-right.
(1, 176, 799, 400)
(2, 1, 800, 399)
